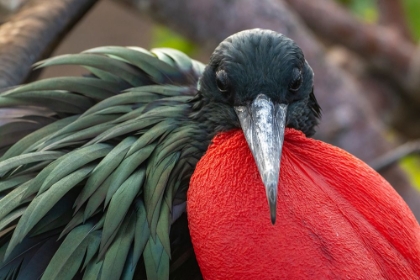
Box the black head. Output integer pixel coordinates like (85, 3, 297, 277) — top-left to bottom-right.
(192, 29, 322, 224)
(196, 28, 321, 136)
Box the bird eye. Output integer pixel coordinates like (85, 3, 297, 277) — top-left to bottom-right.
(216, 70, 229, 93)
(289, 69, 302, 92)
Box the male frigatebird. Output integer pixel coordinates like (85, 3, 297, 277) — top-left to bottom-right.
(0, 29, 419, 279)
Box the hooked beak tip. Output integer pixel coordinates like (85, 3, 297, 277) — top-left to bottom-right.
(267, 182, 277, 225)
(270, 207, 277, 225)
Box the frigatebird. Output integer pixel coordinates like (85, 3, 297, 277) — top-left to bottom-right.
(0, 29, 419, 279)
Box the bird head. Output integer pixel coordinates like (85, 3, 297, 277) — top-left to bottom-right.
(196, 29, 321, 224)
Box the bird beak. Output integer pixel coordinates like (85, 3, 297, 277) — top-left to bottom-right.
(234, 94, 287, 225)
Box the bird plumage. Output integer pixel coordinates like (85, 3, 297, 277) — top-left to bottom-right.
(0, 46, 208, 279)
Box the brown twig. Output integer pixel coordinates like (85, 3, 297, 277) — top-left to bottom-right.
(377, 0, 412, 41)
(370, 141, 420, 172)
(0, 0, 98, 89)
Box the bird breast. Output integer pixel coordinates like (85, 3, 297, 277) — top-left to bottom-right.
(187, 129, 420, 280)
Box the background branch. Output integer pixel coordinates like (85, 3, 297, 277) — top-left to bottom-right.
(377, 0, 412, 41)
(370, 141, 420, 172)
(0, 0, 98, 89)
(283, 0, 415, 93)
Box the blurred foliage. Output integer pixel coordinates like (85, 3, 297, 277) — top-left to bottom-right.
(401, 156, 420, 190)
(337, 0, 377, 23)
(150, 25, 197, 56)
(337, 0, 420, 40)
(402, 0, 420, 40)
(401, 0, 420, 189)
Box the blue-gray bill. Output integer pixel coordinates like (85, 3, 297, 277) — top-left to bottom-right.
(235, 94, 287, 225)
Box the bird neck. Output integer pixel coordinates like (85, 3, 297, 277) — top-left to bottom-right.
(189, 92, 239, 139)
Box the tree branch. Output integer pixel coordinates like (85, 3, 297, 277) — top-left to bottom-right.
(0, 0, 98, 89)
(377, 0, 412, 41)
(283, 0, 415, 93)
(370, 141, 420, 172)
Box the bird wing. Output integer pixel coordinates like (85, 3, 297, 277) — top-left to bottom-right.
(0, 47, 206, 279)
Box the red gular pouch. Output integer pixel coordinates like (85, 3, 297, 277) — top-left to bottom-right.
(187, 128, 420, 280)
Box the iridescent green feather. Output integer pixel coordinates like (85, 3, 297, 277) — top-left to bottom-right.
(0, 46, 207, 279)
